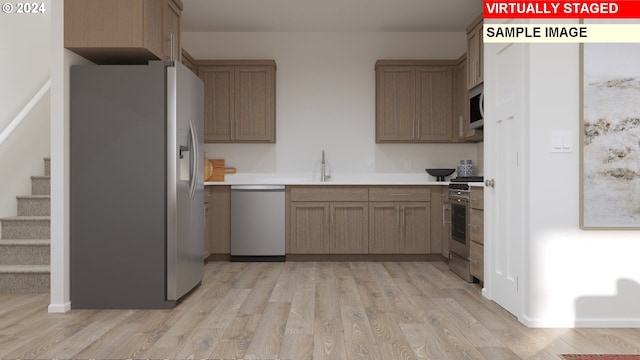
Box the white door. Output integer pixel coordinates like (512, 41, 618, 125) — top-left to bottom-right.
(484, 41, 526, 318)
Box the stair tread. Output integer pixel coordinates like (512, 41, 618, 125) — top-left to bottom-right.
(1, 216, 50, 220)
(16, 195, 50, 199)
(0, 265, 50, 273)
(0, 239, 50, 245)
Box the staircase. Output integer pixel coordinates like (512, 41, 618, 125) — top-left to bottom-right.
(0, 158, 50, 293)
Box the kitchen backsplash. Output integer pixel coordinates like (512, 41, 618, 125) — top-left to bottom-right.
(204, 142, 482, 177)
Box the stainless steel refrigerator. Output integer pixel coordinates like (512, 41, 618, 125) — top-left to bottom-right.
(70, 61, 204, 309)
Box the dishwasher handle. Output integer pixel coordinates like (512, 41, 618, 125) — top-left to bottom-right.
(231, 185, 285, 191)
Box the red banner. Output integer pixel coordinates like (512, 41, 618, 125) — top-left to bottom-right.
(484, 1, 640, 18)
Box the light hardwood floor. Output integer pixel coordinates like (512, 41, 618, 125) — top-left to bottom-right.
(1, 261, 639, 359)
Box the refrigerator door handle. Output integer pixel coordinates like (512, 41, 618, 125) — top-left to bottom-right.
(188, 119, 198, 198)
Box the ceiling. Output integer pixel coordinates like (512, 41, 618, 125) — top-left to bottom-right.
(181, 0, 483, 32)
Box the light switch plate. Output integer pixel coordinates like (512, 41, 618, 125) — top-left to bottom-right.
(551, 131, 572, 153)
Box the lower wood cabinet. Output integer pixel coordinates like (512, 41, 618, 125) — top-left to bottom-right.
(205, 184, 445, 258)
(469, 187, 484, 281)
(207, 185, 231, 255)
(204, 188, 211, 257)
(369, 202, 430, 253)
(470, 240, 483, 281)
(367, 186, 432, 254)
(288, 187, 369, 254)
(290, 201, 368, 254)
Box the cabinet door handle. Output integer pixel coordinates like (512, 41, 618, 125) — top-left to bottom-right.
(169, 33, 175, 62)
(468, 224, 479, 229)
(325, 207, 329, 225)
(396, 204, 400, 226)
(235, 120, 239, 140)
(401, 205, 405, 226)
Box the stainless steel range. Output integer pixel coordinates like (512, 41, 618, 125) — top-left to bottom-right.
(448, 182, 475, 282)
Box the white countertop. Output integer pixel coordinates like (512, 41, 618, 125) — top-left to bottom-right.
(204, 172, 485, 186)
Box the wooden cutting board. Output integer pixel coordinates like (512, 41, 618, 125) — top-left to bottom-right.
(208, 159, 236, 181)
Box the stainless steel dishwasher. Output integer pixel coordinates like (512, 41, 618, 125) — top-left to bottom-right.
(230, 185, 286, 261)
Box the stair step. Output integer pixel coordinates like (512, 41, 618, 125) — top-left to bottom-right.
(31, 176, 50, 196)
(0, 239, 50, 265)
(44, 157, 50, 176)
(17, 195, 50, 216)
(0, 265, 50, 294)
(0, 216, 50, 239)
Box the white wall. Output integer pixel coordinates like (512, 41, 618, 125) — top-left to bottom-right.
(0, 0, 51, 221)
(49, 0, 93, 312)
(183, 32, 481, 179)
(525, 43, 640, 327)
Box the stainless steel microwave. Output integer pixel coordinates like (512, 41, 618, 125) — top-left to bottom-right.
(469, 84, 484, 129)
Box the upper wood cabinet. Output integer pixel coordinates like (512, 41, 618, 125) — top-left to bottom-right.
(467, 15, 484, 90)
(198, 60, 277, 143)
(452, 55, 483, 142)
(375, 60, 454, 143)
(181, 49, 198, 75)
(64, 0, 183, 64)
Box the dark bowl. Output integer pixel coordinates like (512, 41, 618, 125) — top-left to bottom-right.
(425, 168, 455, 181)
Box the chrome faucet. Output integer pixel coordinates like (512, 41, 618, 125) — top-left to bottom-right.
(321, 150, 330, 182)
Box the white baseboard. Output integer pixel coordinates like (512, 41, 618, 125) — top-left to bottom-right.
(48, 301, 71, 313)
(522, 315, 640, 328)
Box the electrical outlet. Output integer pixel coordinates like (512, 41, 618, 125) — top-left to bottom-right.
(367, 156, 375, 167)
(404, 159, 413, 171)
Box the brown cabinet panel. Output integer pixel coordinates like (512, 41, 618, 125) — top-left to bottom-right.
(375, 60, 456, 143)
(163, 0, 181, 62)
(470, 208, 484, 245)
(470, 241, 484, 281)
(181, 49, 198, 75)
(441, 186, 450, 258)
(330, 202, 369, 254)
(400, 202, 430, 254)
(369, 186, 430, 202)
(453, 56, 483, 142)
(467, 16, 484, 90)
(199, 66, 235, 142)
(64, 0, 182, 64)
(369, 202, 399, 253)
(209, 186, 231, 254)
(369, 201, 430, 254)
(235, 66, 276, 142)
(470, 187, 484, 210)
(416, 67, 452, 141)
(429, 188, 445, 255)
(290, 202, 330, 254)
(204, 188, 211, 257)
(198, 61, 276, 143)
(376, 66, 416, 141)
(469, 186, 484, 281)
(290, 186, 368, 202)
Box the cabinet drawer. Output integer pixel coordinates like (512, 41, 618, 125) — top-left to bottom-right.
(470, 187, 484, 210)
(470, 241, 484, 281)
(369, 186, 430, 202)
(469, 208, 483, 244)
(289, 186, 368, 202)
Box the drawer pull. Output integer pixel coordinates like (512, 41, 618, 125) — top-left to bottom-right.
(468, 224, 479, 229)
(390, 193, 412, 196)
